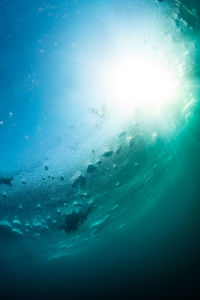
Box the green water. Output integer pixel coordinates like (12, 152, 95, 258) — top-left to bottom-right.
(0, 0, 200, 298)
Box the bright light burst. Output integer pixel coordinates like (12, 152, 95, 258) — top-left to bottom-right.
(101, 54, 179, 117)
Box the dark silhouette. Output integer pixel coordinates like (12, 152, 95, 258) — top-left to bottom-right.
(0, 177, 13, 187)
(64, 205, 93, 232)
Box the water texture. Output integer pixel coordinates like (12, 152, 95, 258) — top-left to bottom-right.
(0, 0, 200, 299)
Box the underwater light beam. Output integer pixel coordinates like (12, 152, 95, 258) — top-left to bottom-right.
(93, 52, 180, 123)
(103, 55, 178, 115)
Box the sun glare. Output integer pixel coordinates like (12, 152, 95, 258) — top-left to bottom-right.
(101, 55, 179, 117)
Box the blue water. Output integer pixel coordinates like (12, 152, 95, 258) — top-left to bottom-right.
(0, 0, 200, 299)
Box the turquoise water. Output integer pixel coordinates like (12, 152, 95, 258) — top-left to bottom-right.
(0, 0, 200, 299)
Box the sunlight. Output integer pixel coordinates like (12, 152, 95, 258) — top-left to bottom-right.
(102, 55, 179, 116)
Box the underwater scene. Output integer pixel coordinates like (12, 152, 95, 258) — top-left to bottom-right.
(0, 0, 200, 299)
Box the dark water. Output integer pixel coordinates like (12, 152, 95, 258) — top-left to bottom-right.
(0, 0, 200, 299)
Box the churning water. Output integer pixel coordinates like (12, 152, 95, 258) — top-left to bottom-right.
(0, 0, 200, 299)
